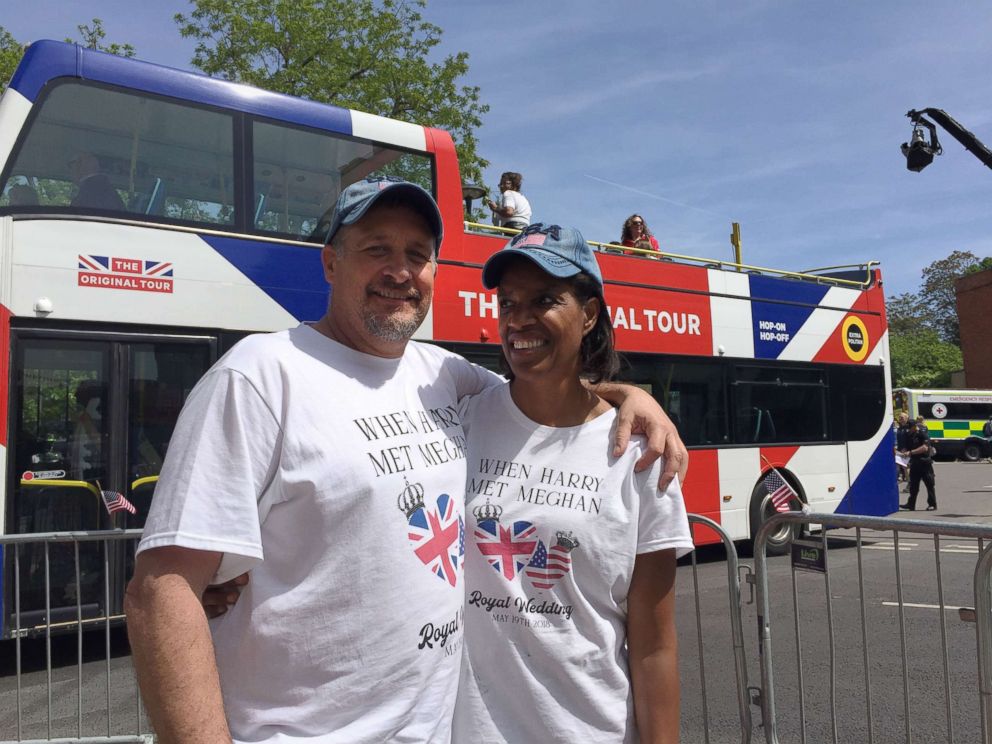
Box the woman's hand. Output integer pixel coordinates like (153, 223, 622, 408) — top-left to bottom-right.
(201, 573, 249, 619)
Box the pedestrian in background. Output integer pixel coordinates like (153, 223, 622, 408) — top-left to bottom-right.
(895, 412, 911, 485)
(900, 418, 937, 511)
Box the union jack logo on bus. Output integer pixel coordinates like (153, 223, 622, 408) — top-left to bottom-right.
(77, 255, 174, 294)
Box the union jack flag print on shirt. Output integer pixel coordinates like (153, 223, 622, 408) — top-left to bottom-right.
(475, 519, 538, 581)
(407, 493, 464, 587)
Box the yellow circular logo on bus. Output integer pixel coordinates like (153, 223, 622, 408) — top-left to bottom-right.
(842, 316, 869, 362)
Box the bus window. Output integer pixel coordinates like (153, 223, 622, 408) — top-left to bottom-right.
(1, 81, 235, 225)
(619, 355, 729, 447)
(732, 365, 828, 444)
(831, 365, 886, 441)
(12, 340, 111, 625)
(251, 119, 436, 243)
(15, 341, 110, 521)
(126, 342, 212, 527)
(893, 389, 908, 417)
(8, 334, 214, 627)
(920, 400, 992, 420)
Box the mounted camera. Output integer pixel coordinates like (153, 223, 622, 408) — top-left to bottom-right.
(901, 116, 940, 172)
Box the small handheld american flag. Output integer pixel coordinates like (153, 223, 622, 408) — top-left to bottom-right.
(763, 470, 796, 513)
(101, 490, 136, 516)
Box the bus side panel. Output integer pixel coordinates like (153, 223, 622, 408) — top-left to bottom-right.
(836, 429, 899, 516)
(780, 444, 849, 513)
(716, 448, 759, 540)
(810, 291, 885, 366)
(423, 127, 465, 262)
(433, 262, 499, 346)
(607, 271, 712, 356)
(707, 270, 754, 358)
(0, 86, 33, 179)
(432, 260, 715, 356)
(680, 449, 723, 545)
(9, 222, 305, 332)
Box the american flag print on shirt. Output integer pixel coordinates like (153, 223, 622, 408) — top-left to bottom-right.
(524, 538, 575, 590)
(407, 493, 464, 587)
(475, 519, 539, 582)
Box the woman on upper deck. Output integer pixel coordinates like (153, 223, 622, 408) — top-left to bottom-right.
(620, 214, 660, 254)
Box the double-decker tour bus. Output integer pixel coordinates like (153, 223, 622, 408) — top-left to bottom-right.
(0, 41, 896, 637)
(894, 387, 992, 461)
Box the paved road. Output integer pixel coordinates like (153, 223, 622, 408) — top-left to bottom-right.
(3, 461, 991, 742)
(679, 460, 992, 743)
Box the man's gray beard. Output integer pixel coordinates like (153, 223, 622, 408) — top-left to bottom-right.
(364, 309, 426, 342)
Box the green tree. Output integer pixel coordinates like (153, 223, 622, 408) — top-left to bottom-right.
(1, 20, 135, 96)
(0, 26, 26, 94)
(918, 249, 984, 344)
(886, 291, 927, 336)
(175, 0, 488, 184)
(69, 19, 136, 58)
(889, 328, 963, 388)
(964, 256, 992, 276)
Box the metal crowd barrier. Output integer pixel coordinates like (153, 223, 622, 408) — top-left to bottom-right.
(0, 529, 150, 744)
(682, 514, 753, 744)
(752, 512, 992, 744)
(9, 515, 992, 744)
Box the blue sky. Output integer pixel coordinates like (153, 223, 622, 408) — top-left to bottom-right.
(5, 1, 991, 298)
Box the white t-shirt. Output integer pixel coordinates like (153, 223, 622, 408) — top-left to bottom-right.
(138, 324, 499, 744)
(495, 189, 531, 228)
(453, 384, 693, 743)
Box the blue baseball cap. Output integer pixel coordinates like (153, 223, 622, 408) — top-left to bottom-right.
(325, 176, 443, 248)
(481, 223, 604, 293)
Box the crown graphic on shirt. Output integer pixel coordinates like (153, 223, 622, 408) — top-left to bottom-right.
(396, 477, 425, 518)
(555, 531, 580, 551)
(472, 499, 502, 523)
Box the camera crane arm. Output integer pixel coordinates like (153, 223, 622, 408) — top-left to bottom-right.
(907, 108, 992, 171)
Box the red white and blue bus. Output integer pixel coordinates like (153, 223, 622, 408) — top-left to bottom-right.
(0, 41, 896, 637)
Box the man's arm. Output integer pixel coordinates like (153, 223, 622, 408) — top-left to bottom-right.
(628, 548, 680, 744)
(125, 546, 231, 744)
(591, 382, 688, 490)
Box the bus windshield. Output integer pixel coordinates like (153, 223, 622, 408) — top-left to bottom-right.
(1, 79, 433, 242)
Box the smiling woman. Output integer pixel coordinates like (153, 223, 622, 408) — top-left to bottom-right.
(454, 223, 694, 743)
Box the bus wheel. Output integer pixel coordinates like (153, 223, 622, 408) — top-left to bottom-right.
(962, 441, 982, 462)
(749, 480, 801, 557)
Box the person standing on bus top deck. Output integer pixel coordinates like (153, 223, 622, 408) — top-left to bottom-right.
(124, 176, 687, 744)
(899, 418, 937, 512)
(487, 171, 531, 231)
(68, 152, 125, 211)
(620, 214, 661, 255)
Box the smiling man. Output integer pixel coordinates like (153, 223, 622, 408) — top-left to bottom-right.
(125, 177, 685, 744)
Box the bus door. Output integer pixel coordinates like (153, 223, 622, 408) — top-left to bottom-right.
(5, 331, 215, 633)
